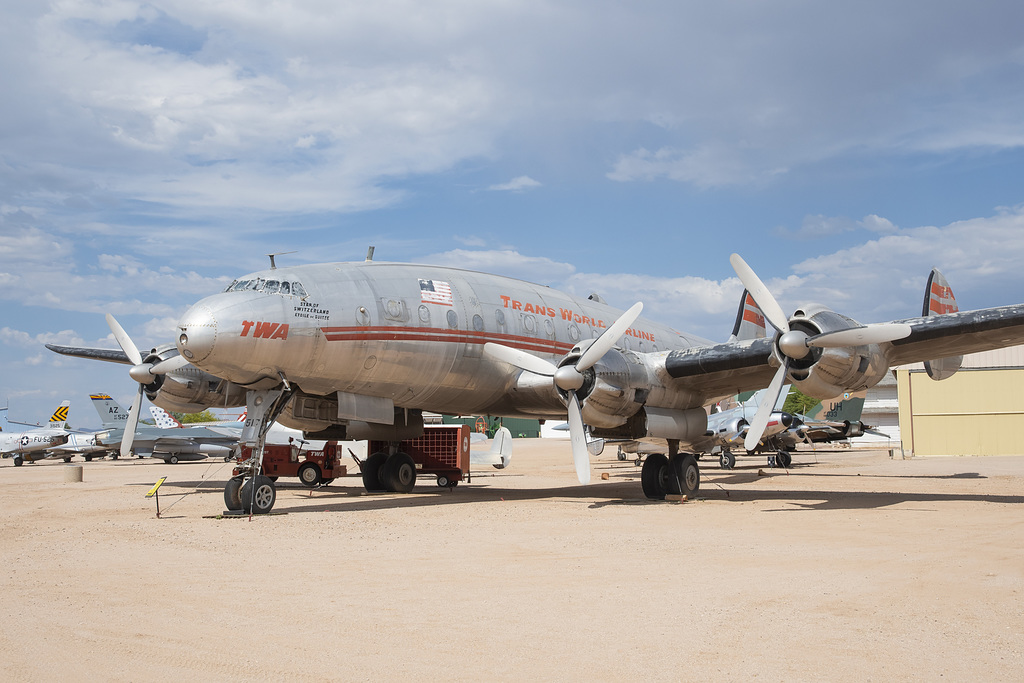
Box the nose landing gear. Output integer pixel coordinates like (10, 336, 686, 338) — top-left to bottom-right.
(226, 386, 295, 515)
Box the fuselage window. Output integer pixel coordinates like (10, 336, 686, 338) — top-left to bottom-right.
(279, 281, 291, 295)
(264, 280, 280, 294)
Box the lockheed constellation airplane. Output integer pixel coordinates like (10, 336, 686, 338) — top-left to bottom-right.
(47, 254, 1024, 513)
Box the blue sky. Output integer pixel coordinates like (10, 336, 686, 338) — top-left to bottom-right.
(3, 0, 1024, 426)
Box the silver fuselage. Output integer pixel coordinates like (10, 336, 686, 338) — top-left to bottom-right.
(177, 261, 714, 420)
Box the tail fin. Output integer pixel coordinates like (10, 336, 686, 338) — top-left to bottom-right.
(801, 390, 866, 422)
(48, 401, 70, 428)
(922, 268, 962, 380)
(470, 426, 513, 469)
(150, 406, 183, 429)
(90, 394, 130, 428)
(728, 289, 767, 342)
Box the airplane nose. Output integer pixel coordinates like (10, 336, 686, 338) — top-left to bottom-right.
(177, 304, 217, 364)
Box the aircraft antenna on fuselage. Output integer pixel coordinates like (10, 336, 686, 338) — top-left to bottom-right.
(267, 251, 296, 269)
(365, 246, 375, 261)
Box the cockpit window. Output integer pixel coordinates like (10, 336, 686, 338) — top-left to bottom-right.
(223, 278, 307, 297)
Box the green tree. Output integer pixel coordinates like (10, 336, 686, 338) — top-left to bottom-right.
(171, 409, 218, 424)
(782, 387, 821, 416)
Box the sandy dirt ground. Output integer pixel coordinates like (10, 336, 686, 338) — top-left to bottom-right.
(1, 440, 1022, 682)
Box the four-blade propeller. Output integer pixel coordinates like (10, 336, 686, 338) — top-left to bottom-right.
(729, 254, 911, 451)
(485, 302, 643, 484)
(105, 314, 190, 458)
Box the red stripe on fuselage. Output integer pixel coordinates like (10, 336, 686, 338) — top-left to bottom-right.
(321, 325, 576, 356)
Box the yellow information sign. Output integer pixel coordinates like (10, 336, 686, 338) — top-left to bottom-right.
(145, 477, 167, 498)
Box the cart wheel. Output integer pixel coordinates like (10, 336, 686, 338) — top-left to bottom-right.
(298, 462, 322, 488)
(169, 455, 179, 464)
(224, 476, 244, 511)
(437, 475, 450, 487)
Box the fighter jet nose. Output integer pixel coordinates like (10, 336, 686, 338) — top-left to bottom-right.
(177, 304, 217, 364)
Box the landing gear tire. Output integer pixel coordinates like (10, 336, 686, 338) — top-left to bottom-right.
(224, 475, 244, 511)
(361, 452, 388, 491)
(84, 455, 93, 462)
(298, 462, 323, 488)
(641, 453, 669, 500)
(634, 457, 642, 467)
(14, 455, 24, 467)
(719, 451, 736, 470)
(617, 448, 626, 462)
(777, 451, 792, 468)
(241, 475, 276, 514)
(667, 453, 700, 497)
(63, 457, 72, 463)
(385, 452, 416, 493)
(169, 455, 179, 464)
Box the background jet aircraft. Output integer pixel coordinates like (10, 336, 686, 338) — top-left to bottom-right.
(90, 394, 239, 464)
(1, 401, 74, 466)
(692, 387, 795, 470)
(48, 255, 1024, 512)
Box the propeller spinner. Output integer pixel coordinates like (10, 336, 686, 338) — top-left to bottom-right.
(729, 254, 911, 452)
(484, 302, 644, 484)
(105, 314, 190, 457)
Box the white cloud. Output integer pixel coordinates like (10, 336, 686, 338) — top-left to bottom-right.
(487, 176, 541, 192)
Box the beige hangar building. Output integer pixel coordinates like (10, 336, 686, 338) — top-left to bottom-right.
(894, 344, 1024, 457)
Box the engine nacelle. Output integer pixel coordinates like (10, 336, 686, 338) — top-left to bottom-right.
(142, 344, 249, 414)
(782, 305, 890, 400)
(562, 347, 652, 429)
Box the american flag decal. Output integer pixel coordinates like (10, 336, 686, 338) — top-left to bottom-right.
(419, 279, 453, 306)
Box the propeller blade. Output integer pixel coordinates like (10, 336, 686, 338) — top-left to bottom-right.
(483, 342, 557, 376)
(808, 323, 913, 348)
(150, 354, 191, 375)
(120, 384, 143, 458)
(577, 302, 643, 371)
(566, 391, 591, 484)
(729, 254, 790, 334)
(105, 314, 142, 365)
(743, 359, 790, 452)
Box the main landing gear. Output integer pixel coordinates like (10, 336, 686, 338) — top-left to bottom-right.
(360, 450, 417, 493)
(640, 441, 700, 500)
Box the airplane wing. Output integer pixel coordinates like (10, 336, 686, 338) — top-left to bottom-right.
(664, 304, 1024, 399)
(663, 337, 778, 399)
(886, 304, 1024, 366)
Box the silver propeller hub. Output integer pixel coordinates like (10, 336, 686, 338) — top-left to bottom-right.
(778, 330, 811, 359)
(554, 365, 585, 391)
